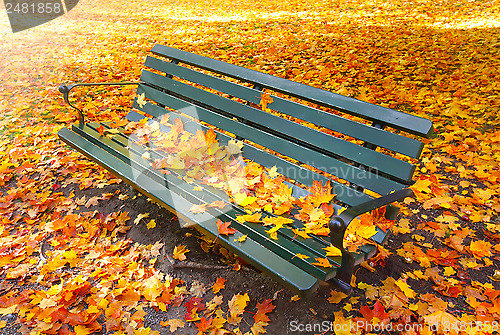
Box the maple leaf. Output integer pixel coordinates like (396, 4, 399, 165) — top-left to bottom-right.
(216, 220, 236, 236)
(236, 212, 262, 223)
(234, 234, 247, 243)
(228, 293, 249, 325)
(251, 321, 269, 335)
(328, 290, 348, 304)
(253, 299, 275, 323)
(173, 245, 190, 261)
(233, 192, 257, 207)
(212, 277, 226, 294)
(151, 241, 164, 257)
(395, 279, 416, 299)
(293, 253, 310, 260)
(311, 257, 332, 268)
(184, 296, 205, 321)
(161, 318, 185, 332)
(469, 240, 492, 258)
(96, 125, 104, 136)
(359, 300, 390, 322)
(208, 200, 228, 209)
(74, 325, 91, 335)
(134, 212, 150, 225)
(189, 203, 208, 214)
(423, 311, 460, 335)
(85, 196, 100, 208)
(227, 139, 244, 155)
(323, 245, 342, 257)
(136, 92, 147, 108)
(146, 219, 156, 229)
(259, 92, 273, 109)
(268, 166, 279, 178)
(196, 317, 213, 333)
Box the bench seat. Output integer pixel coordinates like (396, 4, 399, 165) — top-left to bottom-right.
(58, 45, 432, 295)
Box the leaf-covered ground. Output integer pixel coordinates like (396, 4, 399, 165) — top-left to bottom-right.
(0, 0, 500, 334)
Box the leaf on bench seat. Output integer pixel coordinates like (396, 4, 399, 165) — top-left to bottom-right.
(311, 257, 332, 268)
(136, 93, 147, 108)
(216, 220, 236, 236)
(189, 203, 208, 214)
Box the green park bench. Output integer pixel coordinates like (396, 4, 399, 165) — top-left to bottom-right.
(58, 45, 433, 296)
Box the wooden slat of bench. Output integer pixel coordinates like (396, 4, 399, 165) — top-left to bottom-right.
(136, 84, 407, 195)
(58, 127, 320, 295)
(141, 70, 416, 183)
(145, 56, 425, 159)
(151, 45, 434, 138)
(123, 109, 387, 260)
(130, 104, 373, 207)
(71, 123, 346, 281)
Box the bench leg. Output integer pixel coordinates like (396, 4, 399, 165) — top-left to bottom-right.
(331, 249, 354, 294)
(329, 217, 354, 294)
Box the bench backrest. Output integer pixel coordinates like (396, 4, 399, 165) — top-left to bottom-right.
(130, 45, 433, 208)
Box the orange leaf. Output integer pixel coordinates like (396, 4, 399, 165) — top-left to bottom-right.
(259, 92, 273, 109)
(96, 125, 104, 136)
(196, 317, 213, 333)
(469, 240, 492, 258)
(254, 299, 275, 323)
(212, 277, 226, 294)
(216, 220, 236, 236)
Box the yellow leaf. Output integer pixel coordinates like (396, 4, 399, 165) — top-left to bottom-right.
(311, 257, 332, 268)
(173, 245, 190, 261)
(395, 279, 416, 298)
(46, 281, 64, 295)
(234, 193, 257, 207)
(443, 267, 456, 276)
(234, 235, 247, 243)
(228, 293, 250, 319)
(141, 275, 163, 301)
(268, 166, 279, 178)
(293, 253, 310, 260)
(323, 245, 342, 257)
(251, 320, 268, 335)
(136, 93, 147, 108)
(74, 325, 91, 335)
(87, 305, 100, 314)
(146, 219, 156, 229)
(328, 290, 348, 304)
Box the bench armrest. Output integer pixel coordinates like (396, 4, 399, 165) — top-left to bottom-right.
(328, 188, 413, 293)
(59, 82, 140, 125)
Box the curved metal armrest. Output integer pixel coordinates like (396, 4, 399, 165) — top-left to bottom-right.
(59, 82, 140, 125)
(328, 188, 413, 293)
